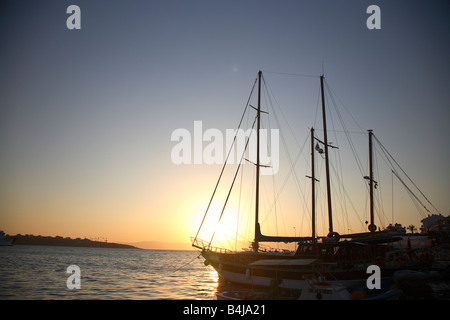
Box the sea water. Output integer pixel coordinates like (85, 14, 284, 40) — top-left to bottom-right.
(1, 245, 449, 300)
(0, 245, 219, 299)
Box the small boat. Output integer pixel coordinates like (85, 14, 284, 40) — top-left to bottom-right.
(297, 275, 352, 300)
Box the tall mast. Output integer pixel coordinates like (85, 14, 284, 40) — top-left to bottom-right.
(320, 75, 333, 235)
(253, 70, 262, 252)
(368, 129, 376, 235)
(310, 128, 316, 241)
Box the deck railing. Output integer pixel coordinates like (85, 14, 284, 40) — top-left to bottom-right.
(191, 237, 232, 254)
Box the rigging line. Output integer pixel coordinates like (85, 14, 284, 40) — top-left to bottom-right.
(263, 94, 281, 239)
(266, 90, 317, 231)
(236, 140, 245, 251)
(232, 225, 254, 244)
(313, 83, 322, 129)
(373, 143, 387, 229)
(173, 252, 202, 273)
(209, 115, 258, 246)
(262, 74, 304, 150)
(269, 116, 310, 226)
(258, 89, 282, 236)
(323, 78, 366, 134)
(384, 165, 425, 220)
(236, 163, 256, 244)
(324, 80, 370, 225)
(235, 105, 254, 250)
(261, 131, 310, 227)
(259, 170, 282, 237)
(228, 189, 257, 243)
(327, 159, 350, 233)
(324, 79, 366, 181)
(235, 92, 254, 249)
(392, 171, 429, 219)
(373, 141, 402, 222)
(262, 70, 319, 78)
(323, 129, 367, 135)
(320, 133, 364, 233)
(259, 77, 312, 236)
(194, 78, 257, 242)
(373, 135, 440, 214)
(260, 80, 292, 239)
(323, 88, 350, 231)
(262, 77, 310, 213)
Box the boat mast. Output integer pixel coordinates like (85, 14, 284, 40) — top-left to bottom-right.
(253, 70, 262, 252)
(368, 129, 377, 235)
(310, 128, 317, 241)
(320, 75, 334, 236)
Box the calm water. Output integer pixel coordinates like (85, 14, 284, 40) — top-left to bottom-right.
(2, 245, 449, 300)
(0, 245, 219, 300)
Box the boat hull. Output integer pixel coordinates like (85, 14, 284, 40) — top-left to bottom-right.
(201, 249, 397, 290)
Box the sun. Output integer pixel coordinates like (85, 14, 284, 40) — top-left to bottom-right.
(191, 201, 249, 250)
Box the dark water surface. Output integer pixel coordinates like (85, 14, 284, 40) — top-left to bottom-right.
(0, 245, 218, 299)
(1, 245, 449, 300)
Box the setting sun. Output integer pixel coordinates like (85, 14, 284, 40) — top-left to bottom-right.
(191, 201, 254, 251)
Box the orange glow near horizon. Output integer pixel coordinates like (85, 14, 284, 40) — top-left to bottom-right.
(191, 202, 248, 249)
(1, 153, 437, 252)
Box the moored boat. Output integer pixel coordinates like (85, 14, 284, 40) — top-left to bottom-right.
(193, 70, 440, 293)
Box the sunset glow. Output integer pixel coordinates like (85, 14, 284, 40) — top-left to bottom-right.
(1, 1, 448, 251)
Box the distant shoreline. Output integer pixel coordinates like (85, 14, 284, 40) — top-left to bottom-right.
(11, 234, 139, 249)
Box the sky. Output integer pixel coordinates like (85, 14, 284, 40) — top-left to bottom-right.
(1, 0, 449, 250)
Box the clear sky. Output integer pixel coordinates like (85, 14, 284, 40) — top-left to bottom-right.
(1, 0, 449, 249)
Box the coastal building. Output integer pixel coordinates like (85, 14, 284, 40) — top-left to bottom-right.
(420, 214, 450, 234)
